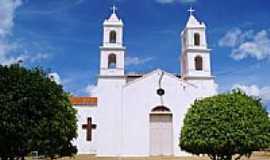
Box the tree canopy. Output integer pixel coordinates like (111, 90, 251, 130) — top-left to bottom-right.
(0, 64, 77, 160)
(180, 90, 270, 160)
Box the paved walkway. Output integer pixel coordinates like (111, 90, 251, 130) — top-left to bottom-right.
(59, 152, 270, 160)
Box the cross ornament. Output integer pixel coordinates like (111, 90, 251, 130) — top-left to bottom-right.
(82, 117, 97, 141)
(188, 7, 195, 15)
(111, 5, 117, 14)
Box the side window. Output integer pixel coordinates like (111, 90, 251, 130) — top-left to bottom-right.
(109, 31, 117, 43)
(108, 54, 116, 68)
(195, 56, 203, 71)
(194, 33, 200, 46)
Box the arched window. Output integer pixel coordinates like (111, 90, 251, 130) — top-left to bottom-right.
(194, 33, 200, 46)
(109, 31, 117, 43)
(108, 54, 116, 68)
(151, 106, 171, 112)
(195, 56, 203, 71)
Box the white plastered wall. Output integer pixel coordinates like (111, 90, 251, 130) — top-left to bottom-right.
(73, 106, 98, 154)
(186, 51, 211, 77)
(96, 77, 126, 156)
(120, 70, 217, 156)
(99, 49, 125, 76)
(103, 26, 123, 47)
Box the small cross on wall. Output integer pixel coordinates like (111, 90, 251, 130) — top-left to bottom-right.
(82, 117, 97, 141)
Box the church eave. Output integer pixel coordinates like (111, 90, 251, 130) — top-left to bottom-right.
(73, 104, 97, 107)
(124, 69, 181, 87)
(69, 96, 98, 106)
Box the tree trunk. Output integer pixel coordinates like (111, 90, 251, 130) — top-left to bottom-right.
(209, 154, 217, 160)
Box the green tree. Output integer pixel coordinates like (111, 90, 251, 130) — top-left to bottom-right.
(180, 90, 270, 160)
(0, 64, 77, 160)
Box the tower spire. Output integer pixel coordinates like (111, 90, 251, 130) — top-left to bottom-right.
(104, 5, 122, 25)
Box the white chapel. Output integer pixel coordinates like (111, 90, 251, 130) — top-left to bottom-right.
(70, 7, 217, 157)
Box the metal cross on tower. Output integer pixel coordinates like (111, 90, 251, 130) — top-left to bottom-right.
(111, 5, 117, 14)
(188, 7, 195, 15)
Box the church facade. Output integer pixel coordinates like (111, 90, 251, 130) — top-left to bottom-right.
(70, 8, 217, 157)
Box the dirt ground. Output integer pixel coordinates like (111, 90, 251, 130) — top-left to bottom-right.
(58, 152, 270, 160)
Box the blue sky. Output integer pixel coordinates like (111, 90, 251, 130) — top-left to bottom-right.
(1, 0, 270, 110)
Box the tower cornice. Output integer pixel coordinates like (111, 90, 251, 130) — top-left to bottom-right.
(183, 48, 211, 53)
(100, 46, 126, 50)
(182, 75, 215, 80)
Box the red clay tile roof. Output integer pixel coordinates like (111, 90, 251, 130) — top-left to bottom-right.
(69, 97, 97, 106)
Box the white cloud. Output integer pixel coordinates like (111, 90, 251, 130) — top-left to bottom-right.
(0, 1, 49, 65)
(0, 0, 24, 65)
(232, 84, 270, 102)
(156, 0, 175, 3)
(219, 28, 254, 48)
(219, 28, 243, 47)
(180, 0, 197, 3)
(231, 30, 270, 60)
(0, 41, 22, 65)
(75, 0, 85, 4)
(0, 0, 22, 37)
(156, 0, 197, 4)
(125, 56, 154, 66)
(219, 28, 270, 60)
(85, 84, 97, 96)
(28, 52, 49, 63)
(48, 72, 62, 85)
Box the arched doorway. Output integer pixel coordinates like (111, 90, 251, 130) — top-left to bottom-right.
(149, 106, 173, 156)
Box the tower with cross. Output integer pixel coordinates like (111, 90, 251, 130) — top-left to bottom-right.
(180, 7, 212, 79)
(100, 5, 125, 76)
(96, 5, 127, 155)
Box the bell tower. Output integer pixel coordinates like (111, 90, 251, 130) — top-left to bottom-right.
(181, 8, 212, 79)
(100, 6, 126, 76)
(97, 6, 127, 156)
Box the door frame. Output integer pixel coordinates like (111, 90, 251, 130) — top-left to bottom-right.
(149, 106, 173, 156)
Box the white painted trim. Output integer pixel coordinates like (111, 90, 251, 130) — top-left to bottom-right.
(100, 46, 126, 50)
(183, 76, 215, 80)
